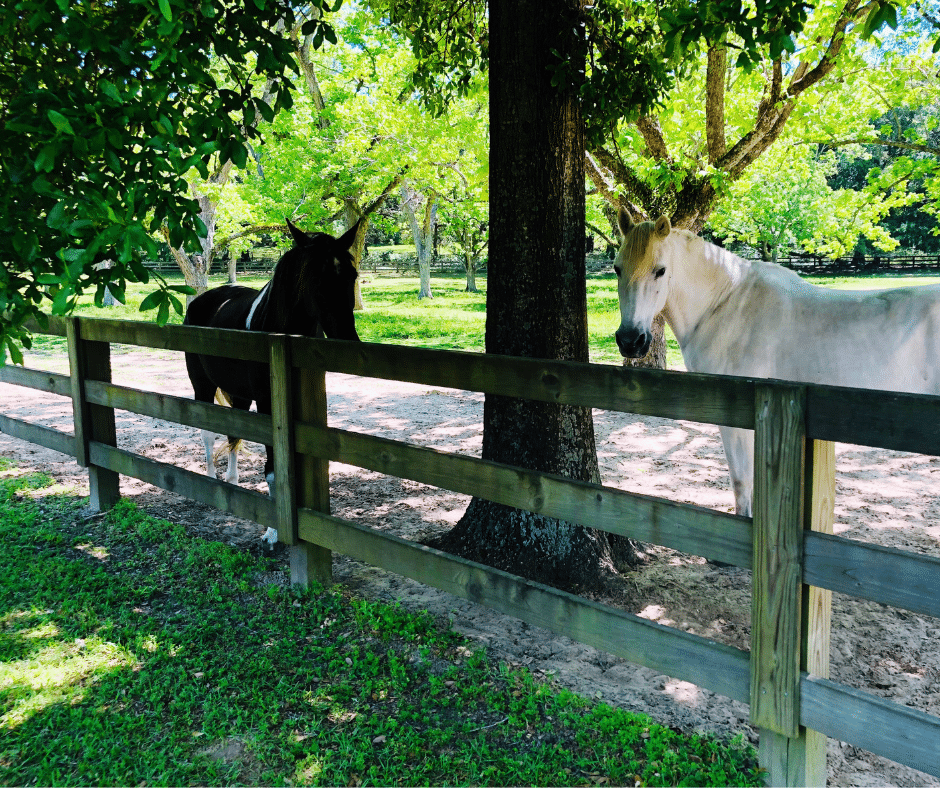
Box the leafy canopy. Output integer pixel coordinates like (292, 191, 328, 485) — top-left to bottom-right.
(0, 0, 338, 361)
(376, 0, 814, 146)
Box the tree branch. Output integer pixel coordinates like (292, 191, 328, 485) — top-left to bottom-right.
(800, 137, 940, 156)
(589, 146, 654, 212)
(635, 115, 672, 163)
(705, 44, 728, 163)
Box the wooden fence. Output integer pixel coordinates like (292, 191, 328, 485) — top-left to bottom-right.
(1, 314, 939, 786)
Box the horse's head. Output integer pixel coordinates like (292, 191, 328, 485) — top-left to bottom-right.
(613, 209, 673, 358)
(278, 219, 362, 341)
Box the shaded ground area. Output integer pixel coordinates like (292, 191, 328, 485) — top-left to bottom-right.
(1, 347, 938, 787)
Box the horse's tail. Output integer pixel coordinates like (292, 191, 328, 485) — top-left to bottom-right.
(211, 388, 244, 460)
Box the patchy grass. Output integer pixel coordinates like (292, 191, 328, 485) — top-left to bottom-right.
(0, 460, 764, 786)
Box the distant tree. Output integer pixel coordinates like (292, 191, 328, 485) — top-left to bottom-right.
(236, 5, 488, 306)
(707, 145, 908, 260)
(0, 0, 338, 359)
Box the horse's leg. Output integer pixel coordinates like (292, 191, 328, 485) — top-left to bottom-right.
(201, 430, 217, 479)
(719, 426, 754, 517)
(224, 395, 253, 485)
(185, 352, 221, 478)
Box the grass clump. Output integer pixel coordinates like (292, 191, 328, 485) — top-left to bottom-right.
(0, 460, 762, 786)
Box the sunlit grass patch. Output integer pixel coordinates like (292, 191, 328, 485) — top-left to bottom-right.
(0, 458, 761, 786)
(0, 637, 137, 729)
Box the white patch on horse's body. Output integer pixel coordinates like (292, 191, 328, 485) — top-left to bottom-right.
(614, 209, 940, 516)
(245, 282, 271, 330)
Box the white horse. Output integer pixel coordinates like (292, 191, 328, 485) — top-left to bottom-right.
(613, 208, 940, 516)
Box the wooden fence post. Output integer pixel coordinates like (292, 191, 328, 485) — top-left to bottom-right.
(66, 317, 120, 511)
(288, 347, 332, 587)
(800, 438, 836, 786)
(270, 335, 298, 547)
(752, 383, 817, 786)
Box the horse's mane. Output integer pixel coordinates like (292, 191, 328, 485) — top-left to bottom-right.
(620, 221, 658, 283)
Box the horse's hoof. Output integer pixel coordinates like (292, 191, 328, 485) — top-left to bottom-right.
(261, 527, 279, 548)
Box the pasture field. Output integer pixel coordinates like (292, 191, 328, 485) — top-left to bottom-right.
(36, 268, 940, 370)
(0, 459, 762, 786)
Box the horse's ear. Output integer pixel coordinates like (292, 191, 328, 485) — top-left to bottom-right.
(617, 206, 634, 238)
(655, 215, 672, 239)
(286, 218, 310, 248)
(336, 219, 361, 252)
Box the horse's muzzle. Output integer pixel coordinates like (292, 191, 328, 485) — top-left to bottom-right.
(615, 327, 651, 358)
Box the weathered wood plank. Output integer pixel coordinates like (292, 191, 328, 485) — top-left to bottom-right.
(800, 674, 940, 778)
(77, 317, 270, 362)
(66, 319, 89, 468)
(804, 531, 940, 619)
(296, 423, 753, 567)
(0, 413, 75, 457)
(27, 315, 940, 454)
(792, 438, 835, 787)
(88, 442, 276, 528)
(84, 380, 272, 446)
(0, 365, 71, 396)
(751, 384, 806, 739)
(807, 384, 940, 455)
(291, 337, 757, 428)
(297, 507, 751, 704)
(270, 336, 297, 546)
(24, 315, 67, 337)
(67, 318, 120, 510)
(292, 366, 332, 586)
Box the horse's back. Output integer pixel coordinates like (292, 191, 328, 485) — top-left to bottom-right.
(689, 267, 940, 396)
(183, 285, 258, 329)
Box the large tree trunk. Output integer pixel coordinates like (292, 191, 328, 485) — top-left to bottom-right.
(430, 0, 641, 589)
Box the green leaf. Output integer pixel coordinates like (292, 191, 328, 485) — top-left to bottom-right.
(47, 110, 74, 135)
(46, 202, 67, 230)
(139, 290, 164, 311)
(5, 337, 23, 366)
(158, 0, 173, 23)
(106, 281, 127, 305)
(156, 299, 170, 325)
(100, 80, 122, 104)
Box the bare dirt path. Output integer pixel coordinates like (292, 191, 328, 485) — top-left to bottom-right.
(1, 347, 938, 787)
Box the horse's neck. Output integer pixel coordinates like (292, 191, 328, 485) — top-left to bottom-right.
(663, 235, 750, 347)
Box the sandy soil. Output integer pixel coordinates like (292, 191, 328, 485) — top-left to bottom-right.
(1, 347, 938, 787)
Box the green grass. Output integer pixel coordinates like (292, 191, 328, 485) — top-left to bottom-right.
(28, 267, 940, 369)
(0, 460, 763, 786)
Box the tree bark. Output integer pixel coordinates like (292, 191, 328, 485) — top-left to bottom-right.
(343, 199, 369, 310)
(429, 0, 641, 589)
(401, 182, 437, 299)
(462, 227, 479, 292)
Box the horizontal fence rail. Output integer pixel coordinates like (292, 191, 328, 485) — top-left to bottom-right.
(2, 313, 939, 785)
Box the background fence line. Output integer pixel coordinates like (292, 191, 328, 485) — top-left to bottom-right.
(0, 314, 938, 785)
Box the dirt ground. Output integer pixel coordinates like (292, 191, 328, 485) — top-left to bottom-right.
(1, 346, 938, 787)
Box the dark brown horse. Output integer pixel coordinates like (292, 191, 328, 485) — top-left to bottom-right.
(184, 218, 361, 495)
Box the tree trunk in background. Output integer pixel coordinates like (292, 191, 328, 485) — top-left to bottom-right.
(463, 231, 478, 292)
(430, 0, 641, 590)
(344, 199, 369, 310)
(401, 182, 437, 299)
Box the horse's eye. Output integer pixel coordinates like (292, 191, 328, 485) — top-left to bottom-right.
(613, 265, 621, 278)
(654, 267, 666, 280)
